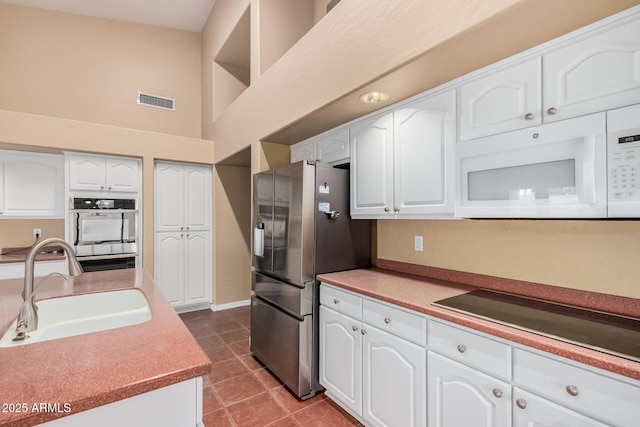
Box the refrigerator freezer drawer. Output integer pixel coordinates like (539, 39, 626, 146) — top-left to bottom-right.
(252, 272, 313, 317)
(250, 296, 314, 399)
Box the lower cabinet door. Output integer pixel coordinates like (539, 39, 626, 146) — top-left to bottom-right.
(428, 351, 510, 427)
(319, 305, 362, 415)
(513, 388, 610, 427)
(363, 325, 427, 427)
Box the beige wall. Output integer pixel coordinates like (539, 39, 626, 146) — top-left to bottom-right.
(378, 220, 640, 299)
(213, 165, 252, 306)
(0, 219, 65, 250)
(0, 4, 202, 139)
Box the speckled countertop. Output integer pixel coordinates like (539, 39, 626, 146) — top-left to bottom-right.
(0, 246, 65, 264)
(0, 269, 212, 427)
(317, 264, 640, 382)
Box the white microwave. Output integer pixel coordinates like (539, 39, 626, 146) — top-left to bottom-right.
(455, 112, 608, 218)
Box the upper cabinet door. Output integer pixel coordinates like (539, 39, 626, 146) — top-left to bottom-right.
(543, 15, 640, 123)
(350, 113, 394, 217)
(317, 128, 350, 165)
(184, 165, 211, 230)
(155, 162, 184, 232)
(68, 155, 106, 191)
(459, 57, 542, 141)
(1, 152, 64, 218)
(290, 140, 316, 164)
(393, 90, 455, 216)
(105, 158, 139, 193)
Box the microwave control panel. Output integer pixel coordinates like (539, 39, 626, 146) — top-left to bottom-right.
(607, 104, 640, 218)
(608, 134, 639, 201)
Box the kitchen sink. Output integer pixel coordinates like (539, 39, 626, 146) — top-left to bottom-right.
(0, 289, 152, 347)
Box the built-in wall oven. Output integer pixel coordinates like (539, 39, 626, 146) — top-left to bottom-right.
(70, 197, 139, 271)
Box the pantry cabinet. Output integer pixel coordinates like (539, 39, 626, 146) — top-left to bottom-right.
(67, 154, 140, 193)
(350, 89, 455, 218)
(459, 12, 640, 140)
(0, 151, 64, 218)
(154, 162, 211, 311)
(319, 284, 426, 427)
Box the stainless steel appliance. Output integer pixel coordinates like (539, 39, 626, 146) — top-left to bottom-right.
(251, 161, 371, 399)
(607, 103, 640, 217)
(70, 197, 139, 271)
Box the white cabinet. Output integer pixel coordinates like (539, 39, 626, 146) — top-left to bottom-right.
(543, 13, 640, 123)
(514, 348, 640, 427)
(319, 305, 362, 415)
(459, 12, 640, 140)
(458, 57, 542, 140)
(290, 128, 350, 165)
(428, 320, 512, 427)
(154, 162, 211, 310)
(428, 352, 511, 427)
(0, 151, 64, 218)
(39, 377, 203, 427)
(68, 154, 140, 193)
(513, 388, 610, 427)
(350, 89, 455, 218)
(319, 284, 426, 427)
(155, 162, 211, 232)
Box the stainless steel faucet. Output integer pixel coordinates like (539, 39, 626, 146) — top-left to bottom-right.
(18, 238, 84, 334)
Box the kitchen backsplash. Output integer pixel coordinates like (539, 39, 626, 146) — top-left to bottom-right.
(377, 219, 640, 300)
(0, 219, 65, 250)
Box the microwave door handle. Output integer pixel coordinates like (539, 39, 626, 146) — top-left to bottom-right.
(583, 136, 597, 204)
(254, 223, 265, 257)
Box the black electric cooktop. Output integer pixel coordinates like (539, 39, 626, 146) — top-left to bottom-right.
(433, 290, 640, 363)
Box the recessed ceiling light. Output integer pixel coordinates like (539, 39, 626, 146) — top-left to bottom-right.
(359, 91, 389, 104)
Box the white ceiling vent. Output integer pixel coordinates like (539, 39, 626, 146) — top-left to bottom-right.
(137, 92, 175, 111)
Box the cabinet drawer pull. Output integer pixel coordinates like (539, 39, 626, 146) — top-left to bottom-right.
(547, 107, 557, 115)
(333, 299, 339, 304)
(566, 385, 579, 397)
(384, 207, 390, 212)
(352, 325, 359, 332)
(457, 344, 467, 353)
(384, 317, 391, 324)
(524, 112, 534, 120)
(492, 388, 503, 398)
(516, 399, 527, 409)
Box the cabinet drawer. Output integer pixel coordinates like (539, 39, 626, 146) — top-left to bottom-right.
(320, 283, 362, 320)
(514, 349, 640, 427)
(363, 299, 426, 347)
(428, 320, 511, 381)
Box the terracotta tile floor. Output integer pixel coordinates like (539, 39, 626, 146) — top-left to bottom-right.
(179, 307, 362, 427)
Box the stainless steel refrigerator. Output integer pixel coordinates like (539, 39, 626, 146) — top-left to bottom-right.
(251, 161, 371, 399)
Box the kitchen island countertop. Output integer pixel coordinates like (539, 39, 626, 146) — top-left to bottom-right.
(317, 267, 640, 382)
(0, 268, 211, 427)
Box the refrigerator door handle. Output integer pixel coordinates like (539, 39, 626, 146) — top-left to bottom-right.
(254, 222, 265, 257)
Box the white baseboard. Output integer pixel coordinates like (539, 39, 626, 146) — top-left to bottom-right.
(210, 299, 250, 312)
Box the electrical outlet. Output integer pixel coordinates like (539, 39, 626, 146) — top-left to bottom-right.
(414, 235, 423, 252)
(33, 228, 42, 238)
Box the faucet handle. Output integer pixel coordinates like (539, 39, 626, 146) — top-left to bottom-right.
(12, 319, 29, 342)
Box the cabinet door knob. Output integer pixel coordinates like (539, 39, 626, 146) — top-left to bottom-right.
(108, 186, 112, 191)
(516, 399, 527, 409)
(384, 207, 390, 212)
(333, 299, 339, 304)
(524, 112, 534, 120)
(384, 317, 391, 324)
(566, 385, 579, 397)
(352, 325, 358, 332)
(457, 344, 467, 353)
(393, 207, 399, 213)
(547, 107, 557, 115)
(492, 388, 503, 398)
(180, 234, 184, 238)
(100, 186, 104, 190)
(361, 329, 367, 335)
